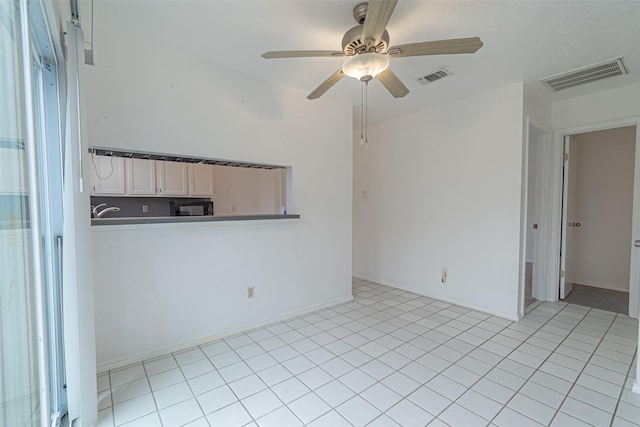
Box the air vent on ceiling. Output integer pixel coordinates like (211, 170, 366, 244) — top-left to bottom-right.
(417, 68, 453, 85)
(540, 57, 628, 92)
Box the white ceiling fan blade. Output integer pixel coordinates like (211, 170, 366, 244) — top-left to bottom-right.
(307, 69, 346, 99)
(389, 37, 483, 58)
(376, 68, 409, 98)
(362, 0, 398, 48)
(262, 50, 345, 59)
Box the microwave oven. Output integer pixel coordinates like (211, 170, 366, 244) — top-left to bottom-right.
(170, 199, 214, 216)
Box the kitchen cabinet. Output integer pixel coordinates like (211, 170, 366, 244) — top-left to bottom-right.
(156, 161, 188, 196)
(125, 158, 156, 195)
(89, 154, 126, 195)
(0, 147, 28, 194)
(189, 163, 215, 197)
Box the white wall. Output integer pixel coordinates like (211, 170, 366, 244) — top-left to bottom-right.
(213, 166, 283, 216)
(524, 84, 553, 131)
(553, 83, 640, 129)
(567, 127, 636, 291)
(353, 83, 525, 320)
(86, 29, 353, 370)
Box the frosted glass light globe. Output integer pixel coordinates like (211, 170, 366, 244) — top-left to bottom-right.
(342, 53, 390, 81)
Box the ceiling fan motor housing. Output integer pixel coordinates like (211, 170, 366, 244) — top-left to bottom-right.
(342, 25, 390, 56)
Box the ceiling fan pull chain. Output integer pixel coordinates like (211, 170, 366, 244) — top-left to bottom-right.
(360, 81, 365, 145)
(364, 80, 369, 150)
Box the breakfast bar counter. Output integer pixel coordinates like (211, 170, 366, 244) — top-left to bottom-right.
(91, 214, 301, 226)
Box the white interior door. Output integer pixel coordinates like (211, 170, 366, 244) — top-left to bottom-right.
(560, 136, 575, 299)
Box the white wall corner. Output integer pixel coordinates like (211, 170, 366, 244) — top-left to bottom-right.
(524, 82, 553, 130)
(355, 273, 520, 322)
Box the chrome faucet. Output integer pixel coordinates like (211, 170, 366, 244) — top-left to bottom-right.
(91, 203, 121, 218)
(92, 203, 107, 217)
(96, 206, 121, 217)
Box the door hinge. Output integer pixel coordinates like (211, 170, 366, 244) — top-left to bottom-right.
(560, 270, 565, 278)
(563, 153, 569, 162)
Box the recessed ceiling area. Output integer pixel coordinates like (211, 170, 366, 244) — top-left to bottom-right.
(84, 1, 640, 124)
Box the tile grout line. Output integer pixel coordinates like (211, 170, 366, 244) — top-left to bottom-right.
(276, 286, 461, 425)
(428, 300, 587, 425)
(607, 315, 639, 427)
(173, 350, 213, 426)
(203, 333, 289, 426)
(532, 308, 618, 427)
(357, 290, 635, 427)
(346, 285, 522, 425)
(262, 284, 483, 425)
(344, 283, 565, 424)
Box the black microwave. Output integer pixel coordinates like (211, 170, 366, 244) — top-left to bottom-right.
(170, 199, 213, 216)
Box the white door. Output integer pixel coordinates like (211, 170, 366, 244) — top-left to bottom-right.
(559, 136, 576, 299)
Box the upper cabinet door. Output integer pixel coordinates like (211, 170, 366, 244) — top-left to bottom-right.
(156, 161, 188, 196)
(125, 158, 156, 195)
(189, 163, 215, 196)
(89, 154, 126, 195)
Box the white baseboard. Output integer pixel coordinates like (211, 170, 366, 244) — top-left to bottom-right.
(568, 279, 629, 293)
(633, 382, 640, 394)
(97, 294, 354, 374)
(352, 273, 519, 321)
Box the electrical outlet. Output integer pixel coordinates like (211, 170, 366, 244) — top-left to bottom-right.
(142, 205, 149, 213)
(441, 267, 447, 283)
(248, 286, 255, 298)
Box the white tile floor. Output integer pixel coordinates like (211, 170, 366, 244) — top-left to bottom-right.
(96, 278, 639, 427)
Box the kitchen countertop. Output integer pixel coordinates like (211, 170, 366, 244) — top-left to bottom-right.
(91, 214, 300, 226)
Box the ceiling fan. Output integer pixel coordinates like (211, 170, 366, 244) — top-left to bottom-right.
(262, 0, 484, 100)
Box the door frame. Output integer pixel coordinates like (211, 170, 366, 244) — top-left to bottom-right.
(519, 117, 552, 318)
(546, 117, 640, 318)
(559, 135, 574, 300)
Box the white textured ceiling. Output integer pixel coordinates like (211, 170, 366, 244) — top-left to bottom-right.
(87, 0, 640, 124)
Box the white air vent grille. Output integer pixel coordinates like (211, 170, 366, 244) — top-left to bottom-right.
(540, 57, 628, 92)
(417, 68, 453, 85)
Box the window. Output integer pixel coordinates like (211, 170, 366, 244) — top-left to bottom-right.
(0, 0, 65, 425)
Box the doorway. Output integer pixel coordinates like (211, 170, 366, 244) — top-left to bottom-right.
(559, 126, 637, 314)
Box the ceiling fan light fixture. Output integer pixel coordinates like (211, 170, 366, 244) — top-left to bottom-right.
(342, 52, 390, 81)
